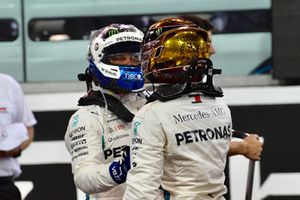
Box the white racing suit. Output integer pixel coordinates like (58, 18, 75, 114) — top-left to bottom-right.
(124, 92, 232, 200)
(65, 92, 145, 200)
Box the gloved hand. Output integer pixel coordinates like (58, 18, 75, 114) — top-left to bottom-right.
(109, 146, 131, 184)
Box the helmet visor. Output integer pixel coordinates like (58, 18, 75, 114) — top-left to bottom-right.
(104, 52, 141, 66)
(153, 27, 209, 69)
(144, 27, 210, 83)
(103, 41, 140, 55)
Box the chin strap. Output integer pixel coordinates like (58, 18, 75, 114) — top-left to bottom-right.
(78, 91, 135, 122)
(147, 58, 223, 103)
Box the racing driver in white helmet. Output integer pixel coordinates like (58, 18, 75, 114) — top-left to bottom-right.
(64, 23, 145, 200)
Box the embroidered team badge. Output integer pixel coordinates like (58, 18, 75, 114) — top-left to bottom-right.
(189, 94, 202, 103)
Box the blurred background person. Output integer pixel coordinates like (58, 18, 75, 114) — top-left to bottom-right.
(0, 73, 37, 200)
(178, 15, 263, 161)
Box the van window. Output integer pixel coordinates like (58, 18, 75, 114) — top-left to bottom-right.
(28, 9, 271, 42)
(208, 10, 271, 34)
(0, 19, 18, 41)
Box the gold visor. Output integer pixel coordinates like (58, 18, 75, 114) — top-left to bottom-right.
(144, 26, 210, 83)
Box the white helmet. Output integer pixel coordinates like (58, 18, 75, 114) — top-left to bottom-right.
(87, 24, 145, 93)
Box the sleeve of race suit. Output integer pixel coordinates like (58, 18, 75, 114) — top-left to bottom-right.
(64, 108, 127, 194)
(124, 104, 165, 200)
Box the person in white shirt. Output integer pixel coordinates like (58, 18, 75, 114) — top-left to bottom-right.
(0, 73, 37, 200)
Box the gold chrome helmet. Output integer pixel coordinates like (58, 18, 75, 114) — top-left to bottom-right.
(142, 26, 210, 84)
(143, 17, 198, 45)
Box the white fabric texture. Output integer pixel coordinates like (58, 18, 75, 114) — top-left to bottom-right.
(0, 123, 28, 151)
(124, 93, 232, 200)
(65, 93, 145, 200)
